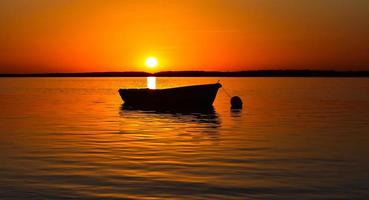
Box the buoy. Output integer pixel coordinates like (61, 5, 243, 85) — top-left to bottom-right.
(231, 96, 243, 109)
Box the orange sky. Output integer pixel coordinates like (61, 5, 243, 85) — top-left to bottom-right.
(0, 0, 369, 73)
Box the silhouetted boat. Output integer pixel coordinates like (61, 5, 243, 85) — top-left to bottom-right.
(119, 83, 222, 108)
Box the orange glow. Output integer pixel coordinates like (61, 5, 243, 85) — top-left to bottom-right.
(0, 1, 369, 73)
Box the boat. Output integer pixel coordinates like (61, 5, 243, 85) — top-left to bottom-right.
(119, 83, 222, 108)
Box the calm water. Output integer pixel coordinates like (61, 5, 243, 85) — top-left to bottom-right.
(0, 77, 369, 199)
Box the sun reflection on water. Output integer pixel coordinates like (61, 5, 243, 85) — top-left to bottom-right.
(147, 76, 156, 89)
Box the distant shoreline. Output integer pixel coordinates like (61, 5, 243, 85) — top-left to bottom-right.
(1, 70, 369, 77)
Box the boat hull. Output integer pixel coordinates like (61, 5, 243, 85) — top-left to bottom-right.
(119, 83, 222, 108)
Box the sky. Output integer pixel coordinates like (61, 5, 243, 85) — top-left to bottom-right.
(0, 0, 369, 73)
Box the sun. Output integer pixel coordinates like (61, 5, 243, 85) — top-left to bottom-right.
(145, 57, 158, 68)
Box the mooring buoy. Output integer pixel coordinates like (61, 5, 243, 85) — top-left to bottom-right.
(231, 96, 243, 109)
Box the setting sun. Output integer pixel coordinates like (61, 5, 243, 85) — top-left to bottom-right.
(145, 57, 158, 68)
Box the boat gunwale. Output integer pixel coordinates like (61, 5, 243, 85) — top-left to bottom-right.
(118, 83, 222, 92)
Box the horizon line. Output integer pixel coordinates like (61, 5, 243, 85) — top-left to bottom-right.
(1, 70, 369, 77)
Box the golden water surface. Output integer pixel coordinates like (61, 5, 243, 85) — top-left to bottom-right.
(0, 77, 369, 199)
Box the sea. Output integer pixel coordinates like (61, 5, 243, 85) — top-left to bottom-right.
(0, 77, 368, 199)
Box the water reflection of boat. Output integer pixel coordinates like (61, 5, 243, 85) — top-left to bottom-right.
(119, 105, 221, 133)
(119, 83, 222, 108)
(119, 105, 222, 141)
